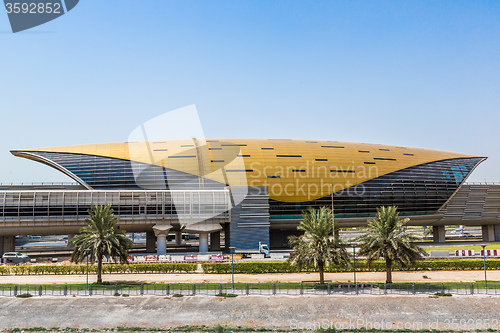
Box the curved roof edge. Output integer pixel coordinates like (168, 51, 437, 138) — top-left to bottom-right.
(11, 151, 93, 190)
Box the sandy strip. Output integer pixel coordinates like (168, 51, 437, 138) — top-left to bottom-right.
(0, 270, 498, 284)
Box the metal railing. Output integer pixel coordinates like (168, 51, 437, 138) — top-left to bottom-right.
(2, 283, 500, 297)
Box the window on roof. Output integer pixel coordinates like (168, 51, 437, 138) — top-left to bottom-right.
(237, 154, 251, 157)
(225, 169, 253, 172)
(321, 146, 344, 148)
(330, 169, 355, 173)
(209, 148, 222, 150)
(403, 153, 414, 156)
(364, 162, 376, 164)
(267, 175, 281, 178)
(276, 155, 301, 157)
(358, 150, 370, 153)
(379, 148, 390, 151)
(374, 157, 396, 161)
(261, 147, 274, 150)
(315, 158, 327, 161)
(168, 156, 196, 158)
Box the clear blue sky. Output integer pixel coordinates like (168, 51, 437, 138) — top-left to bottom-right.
(1, 0, 499, 183)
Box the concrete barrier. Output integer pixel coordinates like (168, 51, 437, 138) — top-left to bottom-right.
(270, 253, 284, 259)
(145, 255, 158, 262)
(197, 255, 210, 261)
(430, 250, 450, 258)
(251, 254, 265, 259)
(211, 254, 225, 261)
(158, 255, 171, 262)
(481, 250, 500, 257)
(455, 250, 475, 257)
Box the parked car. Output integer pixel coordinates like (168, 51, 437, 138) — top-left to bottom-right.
(459, 232, 473, 237)
(2, 252, 30, 264)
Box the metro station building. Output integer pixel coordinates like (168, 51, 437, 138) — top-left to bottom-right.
(0, 138, 497, 255)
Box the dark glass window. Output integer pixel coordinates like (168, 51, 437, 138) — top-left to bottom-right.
(269, 157, 483, 218)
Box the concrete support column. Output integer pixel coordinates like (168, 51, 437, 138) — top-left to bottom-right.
(223, 223, 230, 253)
(183, 222, 222, 253)
(175, 231, 182, 246)
(210, 231, 221, 251)
(67, 234, 76, 249)
(156, 234, 167, 254)
(0, 236, 15, 256)
(199, 232, 209, 253)
(482, 225, 496, 242)
(146, 231, 156, 253)
(152, 224, 172, 255)
(433, 226, 446, 243)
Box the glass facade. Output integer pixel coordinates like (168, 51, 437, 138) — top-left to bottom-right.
(30, 152, 226, 190)
(26, 151, 483, 218)
(270, 157, 484, 218)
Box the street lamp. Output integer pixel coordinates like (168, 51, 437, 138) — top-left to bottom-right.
(229, 246, 236, 290)
(481, 244, 487, 290)
(85, 248, 90, 292)
(352, 243, 357, 295)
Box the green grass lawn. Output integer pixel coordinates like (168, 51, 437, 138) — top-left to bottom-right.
(421, 244, 500, 252)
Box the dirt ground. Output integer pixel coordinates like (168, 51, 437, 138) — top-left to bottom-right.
(0, 294, 499, 331)
(0, 270, 498, 284)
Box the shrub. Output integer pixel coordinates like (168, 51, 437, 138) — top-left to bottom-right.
(1, 262, 197, 275)
(16, 293, 33, 298)
(215, 293, 238, 298)
(202, 259, 500, 274)
(434, 292, 452, 297)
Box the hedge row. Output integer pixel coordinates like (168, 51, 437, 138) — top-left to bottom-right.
(0, 263, 197, 275)
(2, 259, 499, 276)
(201, 259, 500, 274)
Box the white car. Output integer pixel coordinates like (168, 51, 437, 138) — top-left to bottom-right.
(2, 252, 30, 264)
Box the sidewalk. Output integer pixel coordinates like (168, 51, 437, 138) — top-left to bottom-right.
(0, 270, 498, 284)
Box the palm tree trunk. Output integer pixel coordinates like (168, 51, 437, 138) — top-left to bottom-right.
(319, 262, 325, 285)
(385, 259, 392, 284)
(97, 250, 103, 283)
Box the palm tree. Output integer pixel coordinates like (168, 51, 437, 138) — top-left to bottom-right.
(288, 207, 350, 284)
(69, 204, 133, 283)
(356, 206, 423, 283)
